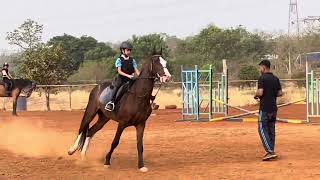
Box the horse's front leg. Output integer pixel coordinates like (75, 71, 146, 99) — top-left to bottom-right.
(12, 95, 17, 116)
(136, 121, 147, 172)
(104, 123, 126, 168)
(11, 89, 21, 116)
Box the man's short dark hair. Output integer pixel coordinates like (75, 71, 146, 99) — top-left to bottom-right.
(259, 60, 271, 69)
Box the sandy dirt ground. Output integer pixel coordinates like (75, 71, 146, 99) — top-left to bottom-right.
(0, 107, 320, 180)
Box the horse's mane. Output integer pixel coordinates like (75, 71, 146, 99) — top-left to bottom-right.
(13, 78, 31, 82)
(12, 79, 33, 88)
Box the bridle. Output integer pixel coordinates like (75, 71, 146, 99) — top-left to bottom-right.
(22, 82, 35, 97)
(128, 55, 166, 100)
(135, 55, 165, 80)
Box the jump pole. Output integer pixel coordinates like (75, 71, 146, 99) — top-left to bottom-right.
(210, 99, 306, 122)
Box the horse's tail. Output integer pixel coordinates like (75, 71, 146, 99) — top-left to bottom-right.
(77, 85, 101, 149)
(69, 84, 106, 155)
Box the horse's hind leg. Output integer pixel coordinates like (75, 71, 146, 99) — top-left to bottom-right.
(80, 111, 110, 158)
(68, 101, 97, 156)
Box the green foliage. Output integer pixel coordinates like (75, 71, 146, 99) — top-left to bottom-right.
(130, 33, 170, 64)
(6, 19, 43, 50)
(19, 45, 67, 85)
(291, 71, 306, 88)
(84, 42, 117, 61)
(47, 34, 116, 74)
(7, 20, 320, 83)
(6, 19, 70, 85)
(175, 25, 267, 65)
(68, 58, 116, 83)
(238, 65, 259, 80)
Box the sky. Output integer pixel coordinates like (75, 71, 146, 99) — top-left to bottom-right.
(0, 0, 319, 51)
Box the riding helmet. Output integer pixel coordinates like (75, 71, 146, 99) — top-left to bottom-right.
(120, 41, 133, 51)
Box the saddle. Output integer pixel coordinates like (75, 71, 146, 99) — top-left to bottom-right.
(0, 80, 13, 91)
(114, 82, 131, 103)
(99, 81, 132, 107)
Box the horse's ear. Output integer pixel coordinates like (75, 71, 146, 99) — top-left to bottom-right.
(160, 47, 163, 55)
(152, 46, 156, 55)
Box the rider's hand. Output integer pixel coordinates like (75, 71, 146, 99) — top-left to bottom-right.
(129, 75, 137, 80)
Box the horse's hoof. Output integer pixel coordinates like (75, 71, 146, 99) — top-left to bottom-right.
(67, 149, 76, 155)
(139, 167, 148, 172)
(80, 155, 87, 161)
(104, 165, 110, 168)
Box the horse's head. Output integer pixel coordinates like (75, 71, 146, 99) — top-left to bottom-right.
(18, 79, 36, 98)
(147, 49, 171, 83)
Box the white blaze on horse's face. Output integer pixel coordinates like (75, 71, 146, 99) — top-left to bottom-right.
(159, 56, 171, 83)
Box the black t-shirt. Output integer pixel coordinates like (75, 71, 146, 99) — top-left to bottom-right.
(258, 72, 282, 112)
(2, 68, 8, 78)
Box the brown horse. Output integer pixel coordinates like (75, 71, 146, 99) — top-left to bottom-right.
(68, 53, 171, 172)
(0, 79, 36, 115)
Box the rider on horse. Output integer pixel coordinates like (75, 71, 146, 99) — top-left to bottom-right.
(2, 62, 13, 96)
(105, 41, 140, 111)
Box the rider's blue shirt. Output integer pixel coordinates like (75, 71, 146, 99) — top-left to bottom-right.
(115, 58, 137, 69)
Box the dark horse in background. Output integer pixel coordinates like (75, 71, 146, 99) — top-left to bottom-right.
(68, 51, 171, 172)
(0, 79, 36, 115)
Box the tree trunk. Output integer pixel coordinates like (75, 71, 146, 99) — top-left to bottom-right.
(45, 87, 50, 111)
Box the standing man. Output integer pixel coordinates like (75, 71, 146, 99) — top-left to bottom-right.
(254, 60, 282, 161)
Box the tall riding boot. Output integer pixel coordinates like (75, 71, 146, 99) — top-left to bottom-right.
(4, 83, 9, 96)
(104, 86, 117, 111)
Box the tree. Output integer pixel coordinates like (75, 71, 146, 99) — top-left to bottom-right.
(238, 65, 260, 88)
(48, 34, 116, 74)
(20, 46, 67, 85)
(47, 34, 83, 75)
(130, 33, 170, 65)
(6, 19, 43, 51)
(191, 25, 266, 63)
(238, 65, 259, 80)
(68, 58, 115, 83)
(20, 45, 66, 110)
(6, 19, 70, 110)
(84, 42, 117, 61)
(172, 25, 268, 80)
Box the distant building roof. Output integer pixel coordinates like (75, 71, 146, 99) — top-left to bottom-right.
(306, 52, 320, 61)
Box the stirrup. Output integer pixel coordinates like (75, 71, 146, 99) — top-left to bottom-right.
(105, 101, 115, 111)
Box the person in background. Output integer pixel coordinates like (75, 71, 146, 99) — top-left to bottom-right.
(254, 60, 283, 161)
(2, 62, 13, 95)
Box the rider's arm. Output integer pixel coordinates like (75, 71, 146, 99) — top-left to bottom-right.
(133, 59, 140, 76)
(117, 67, 133, 78)
(134, 68, 140, 76)
(7, 72, 13, 79)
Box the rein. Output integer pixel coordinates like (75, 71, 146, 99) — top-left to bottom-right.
(128, 55, 163, 101)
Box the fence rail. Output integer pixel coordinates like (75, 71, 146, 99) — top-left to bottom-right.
(1, 79, 306, 111)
